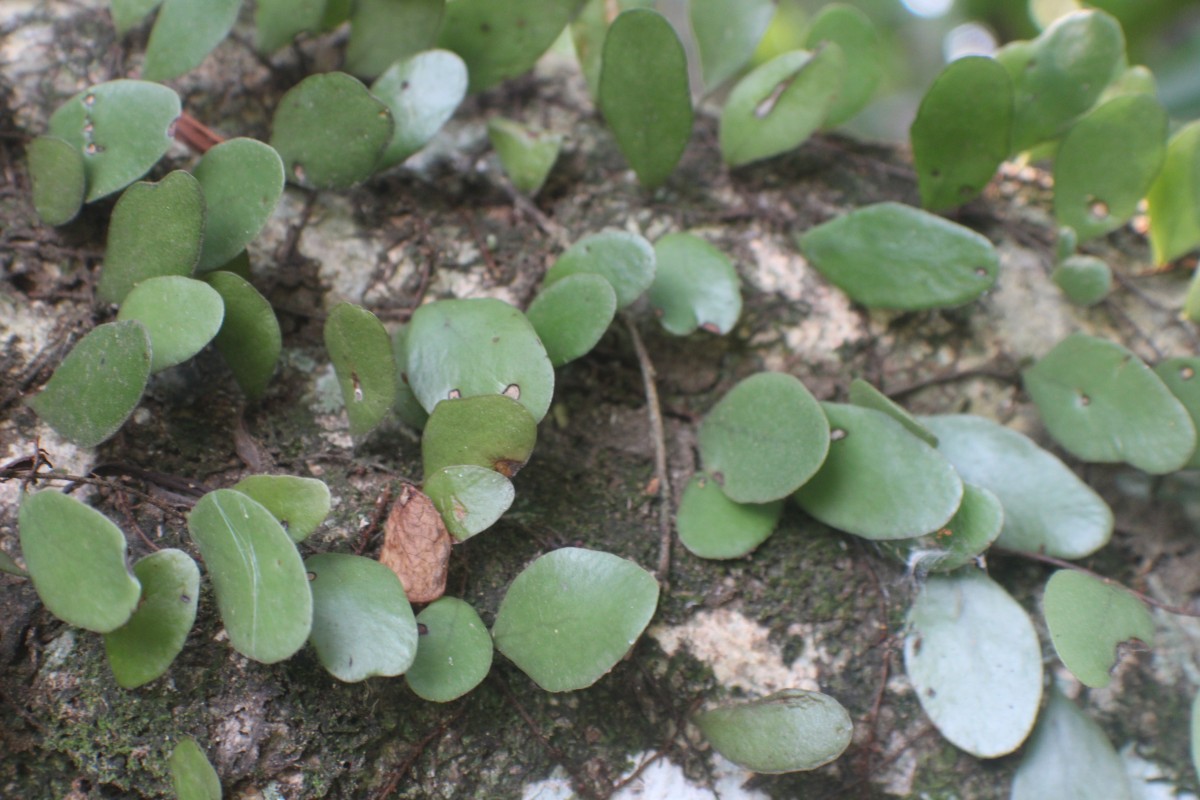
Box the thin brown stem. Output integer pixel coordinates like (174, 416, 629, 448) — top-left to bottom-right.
(887, 366, 1021, 400)
(624, 316, 673, 586)
(172, 112, 225, 154)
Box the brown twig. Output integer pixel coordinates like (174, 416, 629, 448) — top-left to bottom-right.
(355, 485, 393, 555)
(0, 466, 195, 520)
(172, 112, 225, 154)
(624, 316, 673, 585)
(886, 366, 1022, 400)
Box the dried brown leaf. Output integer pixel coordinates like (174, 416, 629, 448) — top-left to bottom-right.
(379, 484, 450, 604)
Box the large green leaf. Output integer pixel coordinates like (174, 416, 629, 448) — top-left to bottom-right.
(188, 490, 312, 664)
(141, 0, 241, 81)
(305, 553, 418, 682)
(718, 45, 844, 168)
(648, 233, 741, 336)
(18, 490, 142, 633)
(103, 549, 200, 689)
(525, 273, 617, 367)
(492, 548, 659, 692)
(598, 9, 693, 188)
(794, 403, 962, 541)
(48, 80, 181, 202)
(98, 171, 205, 304)
(27, 136, 85, 226)
(694, 690, 853, 774)
(193, 139, 285, 272)
(797, 202, 999, 310)
(324, 303, 397, 436)
(346, 0, 444, 79)
(923, 414, 1112, 558)
(1155, 357, 1200, 470)
(424, 465, 515, 541)
(205, 271, 281, 400)
(697, 372, 829, 504)
(169, 738, 221, 800)
(231, 475, 331, 542)
(1054, 94, 1167, 241)
(1023, 333, 1196, 474)
(487, 117, 562, 195)
(689, 0, 773, 91)
(421, 394, 538, 478)
(371, 49, 468, 167)
(405, 597, 494, 702)
(910, 56, 1013, 211)
(676, 473, 783, 560)
(804, 3, 881, 127)
(878, 483, 1003, 574)
(543, 230, 655, 310)
(118, 276, 225, 373)
(1147, 121, 1200, 265)
(904, 571, 1042, 758)
(27, 320, 151, 447)
(255, 0, 325, 53)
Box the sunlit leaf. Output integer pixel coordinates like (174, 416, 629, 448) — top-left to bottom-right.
(543, 230, 655, 310)
(205, 271, 281, 400)
(169, 738, 221, 800)
(371, 50, 468, 167)
(27, 136, 85, 226)
(1052, 255, 1112, 306)
(421, 394, 538, 478)
(488, 117, 562, 195)
(648, 233, 741, 336)
(405, 597, 494, 702)
(1147, 121, 1200, 265)
(118, 276, 224, 373)
(424, 465, 515, 541)
(346, 0, 444, 79)
(847, 379, 937, 447)
(676, 473, 783, 560)
(193, 138, 285, 273)
(526, 273, 617, 367)
(1043, 569, 1153, 689)
(804, 3, 881, 127)
(141, 0, 240, 81)
(689, 0, 773, 91)
(324, 303, 397, 436)
(231, 475, 331, 542)
(878, 483, 1003, 574)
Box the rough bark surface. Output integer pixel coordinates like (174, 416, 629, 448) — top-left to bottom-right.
(3, 2, 1200, 799)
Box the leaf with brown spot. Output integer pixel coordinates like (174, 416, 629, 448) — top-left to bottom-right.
(379, 485, 451, 604)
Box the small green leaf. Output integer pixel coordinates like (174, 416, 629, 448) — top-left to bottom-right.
(904, 571, 1043, 758)
(697, 372, 830, 504)
(689, 0, 773, 91)
(98, 170, 205, 304)
(169, 737, 221, 800)
(804, 3, 881, 127)
(324, 303, 398, 436)
(255, 0, 325, 53)
(231, 475, 331, 542)
(346, 0, 444, 79)
(488, 117, 562, 195)
(48, 80, 181, 202)
(118, 276, 225, 373)
(27, 320, 151, 447)
(141, 0, 240, 81)
(493, 547, 659, 692)
(193, 138, 285, 273)
(19, 491, 142, 633)
(205, 271, 281, 400)
(719, 45, 845, 168)
(1147, 121, 1200, 265)
(526, 273, 617, 367)
(404, 298, 555, 422)
(392, 324, 430, 429)
(570, 0, 654, 99)
(371, 50, 469, 167)
(0, 549, 25, 578)
(305, 553, 418, 682)
(794, 403, 963, 541)
(847, 379, 937, 447)
(1024, 333, 1196, 474)
(405, 597, 494, 702)
(598, 9, 693, 188)
(544, 230, 656, 310)
(878, 483, 1003, 574)
(103, 549, 200, 689)
(1155, 358, 1200, 470)
(1052, 255, 1112, 306)
(1053, 94, 1167, 242)
(1056, 226, 1078, 263)
(676, 473, 783, 560)
(694, 690, 853, 774)
(1100, 64, 1157, 102)
(112, 0, 163, 35)
(271, 72, 393, 189)
(648, 233, 741, 336)
(421, 394, 538, 478)
(1043, 570, 1153, 689)
(424, 465, 515, 541)
(27, 136, 86, 226)
(911, 56, 1013, 211)
(797, 202, 999, 310)
(188, 489, 312, 664)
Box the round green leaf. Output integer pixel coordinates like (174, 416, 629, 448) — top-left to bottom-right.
(694, 689, 853, 774)
(205, 271, 281, 400)
(324, 302, 398, 436)
(346, 0, 443, 79)
(231, 475, 331, 542)
(305, 553, 418, 683)
(193, 138, 285, 273)
(18, 491, 142, 633)
(98, 170, 205, 305)
(910, 56, 1013, 211)
(421, 394, 538, 478)
(403, 298, 555, 422)
(1054, 94, 1167, 242)
(544, 230, 656, 310)
(47, 80, 181, 202)
(797, 202, 999, 310)
(1023, 333, 1196, 474)
(689, 0, 773, 91)
(648, 233, 741, 336)
(719, 45, 845, 168)
(27, 136, 85, 226)
(1155, 358, 1200, 470)
(598, 9, 693, 188)
(103, 549, 200, 689)
(424, 465, 515, 542)
(141, 0, 240, 81)
(169, 738, 221, 800)
(488, 117, 562, 195)
(1011, 689, 1133, 800)
(371, 49, 469, 168)
(904, 571, 1043, 758)
(1052, 255, 1112, 306)
(112, 0, 163, 35)
(676, 473, 783, 560)
(1043, 570, 1154, 689)
(492, 547, 659, 692)
(270, 72, 393, 189)
(188, 489, 312, 664)
(405, 597, 494, 702)
(27, 320, 151, 447)
(847, 379, 937, 448)
(922, 414, 1113, 559)
(392, 324, 430, 429)
(255, 0, 324, 53)
(525, 273, 617, 367)
(794, 403, 962, 540)
(697, 372, 830, 504)
(878, 483, 1003, 574)
(1147, 121, 1200, 265)
(118, 276, 224, 373)
(804, 3, 881, 127)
